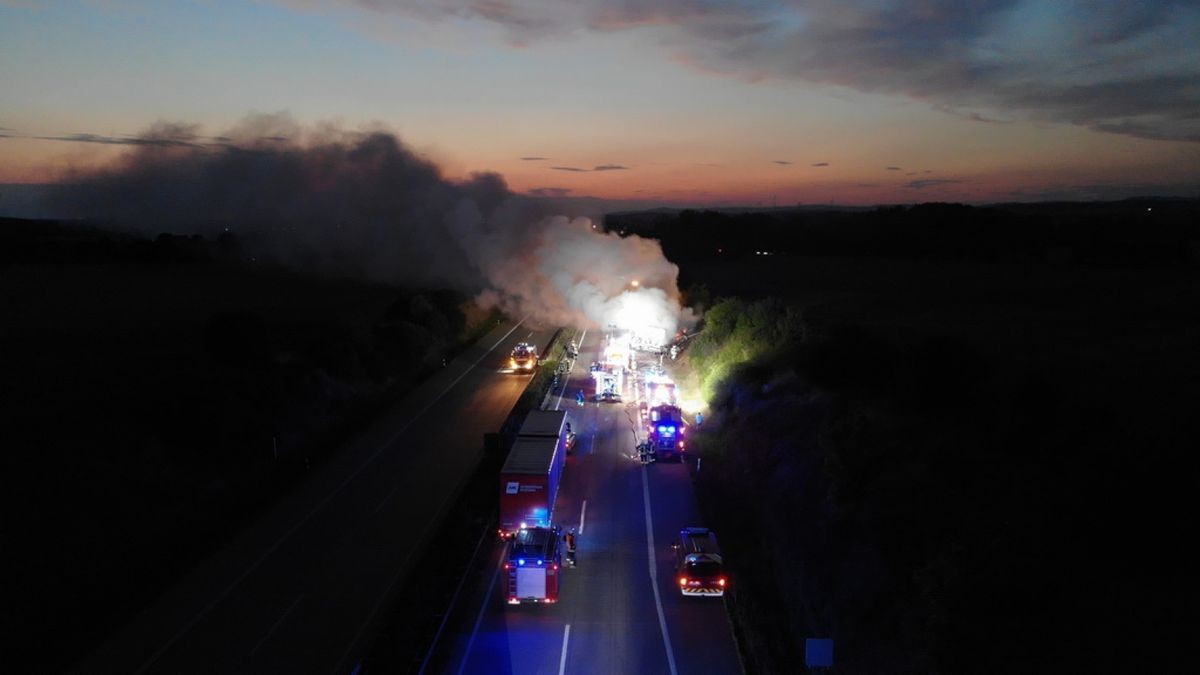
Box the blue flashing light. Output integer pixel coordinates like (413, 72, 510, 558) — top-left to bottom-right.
(537, 559, 544, 566)
(518, 558, 526, 566)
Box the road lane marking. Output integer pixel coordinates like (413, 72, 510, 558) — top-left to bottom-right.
(249, 595, 303, 656)
(457, 553, 505, 675)
(578, 500, 587, 535)
(558, 624, 571, 675)
(134, 318, 527, 674)
(642, 466, 679, 675)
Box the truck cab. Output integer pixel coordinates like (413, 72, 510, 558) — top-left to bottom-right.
(672, 527, 726, 597)
(504, 526, 563, 604)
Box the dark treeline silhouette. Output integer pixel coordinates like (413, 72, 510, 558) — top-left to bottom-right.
(669, 198, 1200, 672)
(605, 199, 1200, 267)
(688, 300, 1194, 672)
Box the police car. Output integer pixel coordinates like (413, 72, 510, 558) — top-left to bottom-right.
(671, 527, 727, 597)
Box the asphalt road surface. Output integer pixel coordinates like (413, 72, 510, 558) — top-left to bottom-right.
(423, 329, 743, 675)
(73, 319, 558, 674)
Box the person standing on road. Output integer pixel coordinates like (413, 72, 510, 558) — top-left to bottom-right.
(565, 529, 577, 566)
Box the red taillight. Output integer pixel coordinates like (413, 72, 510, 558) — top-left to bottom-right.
(504, 563, 512, 570)
(717, 577, 726, 587)
(552, 563, 559, 571)
(678, 577, 688, 586)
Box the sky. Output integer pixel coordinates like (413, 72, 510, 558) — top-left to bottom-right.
(1, 0, 1198, 206)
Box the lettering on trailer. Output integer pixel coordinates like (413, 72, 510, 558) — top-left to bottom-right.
(519, 485, 543, 493)
(506, 482, 520, 494)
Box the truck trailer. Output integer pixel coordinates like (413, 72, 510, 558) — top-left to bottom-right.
(498, 410, 568, 538)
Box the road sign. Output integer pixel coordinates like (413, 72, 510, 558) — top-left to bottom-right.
(805, 638, 833, 668)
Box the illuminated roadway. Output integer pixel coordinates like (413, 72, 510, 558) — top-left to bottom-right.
(421, 329, 743, 675)
(73, 320, 558, 674)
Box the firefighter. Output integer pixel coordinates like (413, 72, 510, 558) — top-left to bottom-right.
(565, 529, 578, 566)
(576, 389, 585, 406)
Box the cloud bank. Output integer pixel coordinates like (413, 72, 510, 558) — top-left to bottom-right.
(288, 0, 1200, 142)
(51, 114, 694, 335)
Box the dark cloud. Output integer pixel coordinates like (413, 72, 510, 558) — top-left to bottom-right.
(904, 178, 961, 189)
(527, 187, 571, 198)
(34, 132, 201, 148)
(772, 160, 792, 165)
(316, 1, 1200, 142)
(811, 162, 829, 167)
(551, 164, 628, 172)
(48, 112, 694, 333)
(885, 166, 901, 171)
(521, 156, 548, 160)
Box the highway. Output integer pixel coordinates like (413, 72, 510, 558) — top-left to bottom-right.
(73, 319, 558, 674)
(421, 329, 743, 675)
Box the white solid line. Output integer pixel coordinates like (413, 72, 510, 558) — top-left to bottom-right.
(457, 554, 505, 675)
(578, 500, 587, 535)
(135, 318, 527, 675)
(249, 595, 304, 656)
(558, 624, 571, 675)
(643, 466, 679, 675)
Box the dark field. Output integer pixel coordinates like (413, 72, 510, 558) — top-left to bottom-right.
(0, 218, 489, 669)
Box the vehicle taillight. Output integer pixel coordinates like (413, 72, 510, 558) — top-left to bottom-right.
(678, 577, 688, 586)
(717, 577, 726, 587)
(678, 441, 685, 448)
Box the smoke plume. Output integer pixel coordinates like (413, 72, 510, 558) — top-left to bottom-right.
(51, 114, 695, 335)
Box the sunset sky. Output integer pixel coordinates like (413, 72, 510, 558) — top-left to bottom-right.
(2, 0, 1198, 206)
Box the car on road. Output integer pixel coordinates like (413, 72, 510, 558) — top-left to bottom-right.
(672, 527, 726, 597)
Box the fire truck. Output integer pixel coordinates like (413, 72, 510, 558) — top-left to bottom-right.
(507, 342, 538, 372)
(647, 404, 687, 461)
(504, 525, 563, 604)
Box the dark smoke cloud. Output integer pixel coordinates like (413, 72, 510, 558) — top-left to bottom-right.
(50, 113, 693, 333)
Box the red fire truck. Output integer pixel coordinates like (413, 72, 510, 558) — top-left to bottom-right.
(647, 404, 687, 461)
(504, 526, 563, 605)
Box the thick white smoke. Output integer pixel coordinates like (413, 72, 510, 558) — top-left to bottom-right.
(50, 114, 696, 336)
(469, 215, 695, 336)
